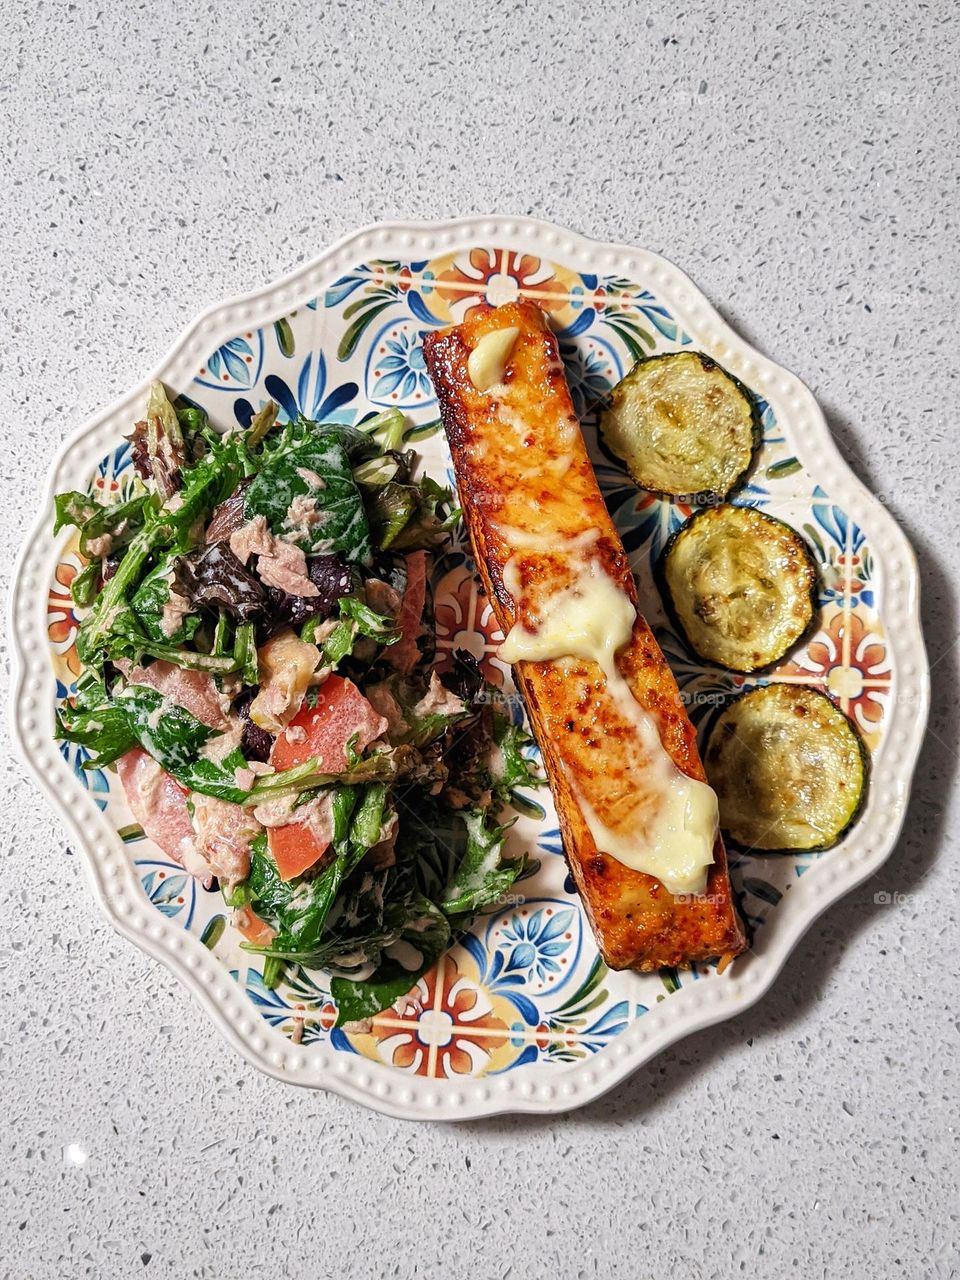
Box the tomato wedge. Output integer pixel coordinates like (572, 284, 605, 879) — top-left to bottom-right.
(266, 678, 388, 881)
(234, 905, 276, 946)
(267, 821, 331, 883)
(270, 675, 388, 772)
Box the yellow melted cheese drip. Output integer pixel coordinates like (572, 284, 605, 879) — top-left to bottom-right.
(499, 555, 718, 896)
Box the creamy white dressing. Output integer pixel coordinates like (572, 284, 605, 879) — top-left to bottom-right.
(178, 837, 212, 881)
(159, 572, 193, 639)
(383, 938, 424, 971)
(142, 694, 177, 732)
(199, 721, 243, 765)
(498, 552, 718, 896)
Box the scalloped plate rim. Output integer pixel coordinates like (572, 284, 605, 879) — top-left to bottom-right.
(7, 215, 930, 1120)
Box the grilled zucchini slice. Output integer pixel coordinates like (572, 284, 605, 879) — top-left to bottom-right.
(600, 351, 760, 501)
(705, 685, 867, 851)
(660, 504, 818, 672)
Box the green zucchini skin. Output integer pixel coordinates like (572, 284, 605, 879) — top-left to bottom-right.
(704, 684, 868, 853)
(600, 351, 762, 503)
(658, 504, 819, 674)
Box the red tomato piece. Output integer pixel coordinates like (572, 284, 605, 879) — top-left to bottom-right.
(270, 675, 388, 773)
(234, 905, 276, 946)
(266, 790, 337, 882)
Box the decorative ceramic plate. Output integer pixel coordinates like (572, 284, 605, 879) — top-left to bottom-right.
(9, 218, 928, 1120)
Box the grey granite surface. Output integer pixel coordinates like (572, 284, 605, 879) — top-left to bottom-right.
(1, 0, 958, 1276)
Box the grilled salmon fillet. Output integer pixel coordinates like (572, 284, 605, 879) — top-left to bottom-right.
(423, 301, 745, 970)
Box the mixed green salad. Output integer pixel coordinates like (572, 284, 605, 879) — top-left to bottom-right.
(55, 384, 541, 1025)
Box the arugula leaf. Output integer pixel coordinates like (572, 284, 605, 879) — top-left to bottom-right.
(107, 685, 326, 804)
(70, 561, 100, 608)
(242, 788, 362, 960)
(388, 794, 458, 902)
(73, 667, 114, 711)
(367, 474, 458, 553)
(403, 690, 471, 749)
(129, 552, 199, 645)
(59, 683, 245, 799)
(244, 399, 279, 448)
(489, 710, 546, 803)
(113, 685, 214, 772)
(226, 832, 275, 908)
(321, 799, 523, 1024)
(174, 402, 209, 443)
(356, 408, 406, 453)
(339, 595, 401, 641)
(282, 414, 382, 463)
(77, 434, 251, 666)
(97, 609, 238, 674)
(442, 700, 544, 807)
(441, 808, 526, 916)
(176, 747, 255, 803)
(57, 671, 141, 766)
(243, 748, 412, 805)
(78, 494, 152, 559)
(54, 491, 100, 534)
(244, 419, 372, 564)
(240, 784, 395, 984)
(314, 620, 356, 668)
(54, 489, 153, 564)
(56, 701, 138, 767)
(352, 455, 400, 487)
(211, 608, 230, 657)
(349, 782, 388, 850)
(233, 622, 259, 686)
(301, 594, 400, 667)
(367, 481, 419, 550)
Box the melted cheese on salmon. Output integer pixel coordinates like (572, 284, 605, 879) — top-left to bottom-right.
(461, 305, 717, 893)
(498, 553, 717, 895)
(424, 300, 745, 970)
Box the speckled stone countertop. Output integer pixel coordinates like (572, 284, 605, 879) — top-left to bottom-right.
(1, 0, 957, 1276)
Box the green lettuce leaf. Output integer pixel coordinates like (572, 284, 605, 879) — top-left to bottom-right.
(78, 494, 152, 559)
(488, 711, 545, 804)
(129, 552, 199, 645)
(441, 808, 525, 916)
(240, 786, 394, 983)
(301, 594, 400, 669)
(233, 621, 259, 686)
(244, 418, 372, 564)
(76, 433, 252, 667)
(70, 561, 100, 608)
(54, 491, 100, 535)
(367, 474, 458, 552)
